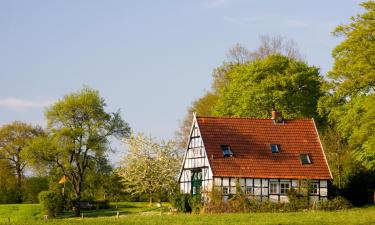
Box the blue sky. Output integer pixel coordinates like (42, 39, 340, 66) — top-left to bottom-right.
(0, 0, 363, 161)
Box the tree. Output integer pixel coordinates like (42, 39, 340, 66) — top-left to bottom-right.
(0, 121, 42, 202)
(213, 54, 322, 119)
(118, 134, 181, 205)
(319, 1, 375, 170)
(320, 127, 358, 189)
(175, 36, 304, 147)
(329, 1, 375, 97)
(0, 159, 17, 203)
(27, 87, 131, 215)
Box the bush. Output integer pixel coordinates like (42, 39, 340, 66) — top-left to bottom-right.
(188, 195, 203, 213)
(319, 196, 352, 211)
(38, 191, 63, 217)
(169, 192, 192, 212)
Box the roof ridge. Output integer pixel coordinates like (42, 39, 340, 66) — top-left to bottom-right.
(196, 115, 313, 121)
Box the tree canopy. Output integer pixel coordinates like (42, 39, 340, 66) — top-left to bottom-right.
(27, 87, 131, 214)
(0, 121, 42, 202)
(319, 1, 375, 170)
(213, 54, 322, 119)
(118, 134, 181, 204)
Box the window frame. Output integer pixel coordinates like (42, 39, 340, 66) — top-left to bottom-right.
(245, 186, 254, 195)
(309, 182, 319, 195)
(222, 187, 229, 194)
(270, 144, 279, 153)
(269, 182, 279, 194)
(221, 145, 233, 157)
(280, 182, 290, 195)
(300, 154, 311, 164)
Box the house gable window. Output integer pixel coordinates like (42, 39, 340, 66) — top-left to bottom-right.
(221, 145, 233, 157)
(270, 144, 279, 153)
(300, 154, 311, 164)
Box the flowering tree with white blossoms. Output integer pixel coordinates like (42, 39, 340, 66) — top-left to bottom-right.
(118, 134, 181, 204)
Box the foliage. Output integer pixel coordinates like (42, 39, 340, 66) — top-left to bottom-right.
(38, 190, 63, 217)
(169, 192, 192, 213)
(188, 195, 203, 214)
(175, 36, 304, 148)
(330, 1, 375, 97)
(0, 159, 18, 203)
(0, 121, 43, 202)
(213, 55, 322, 119)
(26, 87, 131, 215)
(319, 1, 375, 171)
(23, 177, 49, 203)
(320, 126, 361, 188)
(118, 134, 181, 204)
(318, 196, 352, 211)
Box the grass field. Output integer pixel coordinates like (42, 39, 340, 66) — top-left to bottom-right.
(0, 202, 374, 225)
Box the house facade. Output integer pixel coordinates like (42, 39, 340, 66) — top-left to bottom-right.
(178, 113, 332, 203)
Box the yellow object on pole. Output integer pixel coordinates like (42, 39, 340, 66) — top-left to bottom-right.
(58, 175, 66, 184)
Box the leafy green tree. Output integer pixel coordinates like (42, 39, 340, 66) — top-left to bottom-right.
(319, 1, 375, 170)
(23, 177, 49, 203)
(0, 121, 42, 202)
(0, 159, 17, 203)
(27, 87, 131, 215)
(213, 55, 322, 119)
(118, 134, 181, 205)
(176, 36, 304, 147)
(329, 1, 375, 97)
(320, 127, 358, 188)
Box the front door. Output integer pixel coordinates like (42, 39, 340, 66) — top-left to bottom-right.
(191, 170, 202, 196)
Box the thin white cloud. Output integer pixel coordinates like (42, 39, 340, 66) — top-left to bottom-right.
(0, 98, 53, 110)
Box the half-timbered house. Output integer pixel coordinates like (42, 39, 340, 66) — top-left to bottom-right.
(178, 112, 332, 203)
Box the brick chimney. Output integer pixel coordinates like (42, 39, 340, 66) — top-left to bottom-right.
(271, 110, 284, 123)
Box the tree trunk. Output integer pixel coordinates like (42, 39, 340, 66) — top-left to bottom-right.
(15, 162, 23, 203)
(149, 192, 153, 207)
(74, 195, 81, 216)
(73, 178, 82, 216)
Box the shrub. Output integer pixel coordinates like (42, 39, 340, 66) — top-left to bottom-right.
(286, 188, 309, 211)
(38, 191, 63, 217)
(188, 195, 203, 213)
(169, 192, 192, 212)
(319, 196, 352, 211)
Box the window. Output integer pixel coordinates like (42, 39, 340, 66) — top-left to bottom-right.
(310, 182, 318, 195)
(280, 182, 290, 195)
(269, 182, 278, 194)
(270, 144, 279, 153)
(221, 145, 233, 157)
(300, 154, 311, 164)
(222, 187, 229, 194)
(245, 186, 254, 195)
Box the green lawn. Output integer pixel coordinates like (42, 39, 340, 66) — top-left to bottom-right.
(0, 203, 374, 225)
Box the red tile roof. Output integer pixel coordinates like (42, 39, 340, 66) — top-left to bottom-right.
(197, 116, 332, 180)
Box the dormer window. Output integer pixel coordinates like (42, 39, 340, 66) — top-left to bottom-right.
(270, 144, 279, 153)
(221, 145, 233, 157)
(300, 154, 311, 164)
